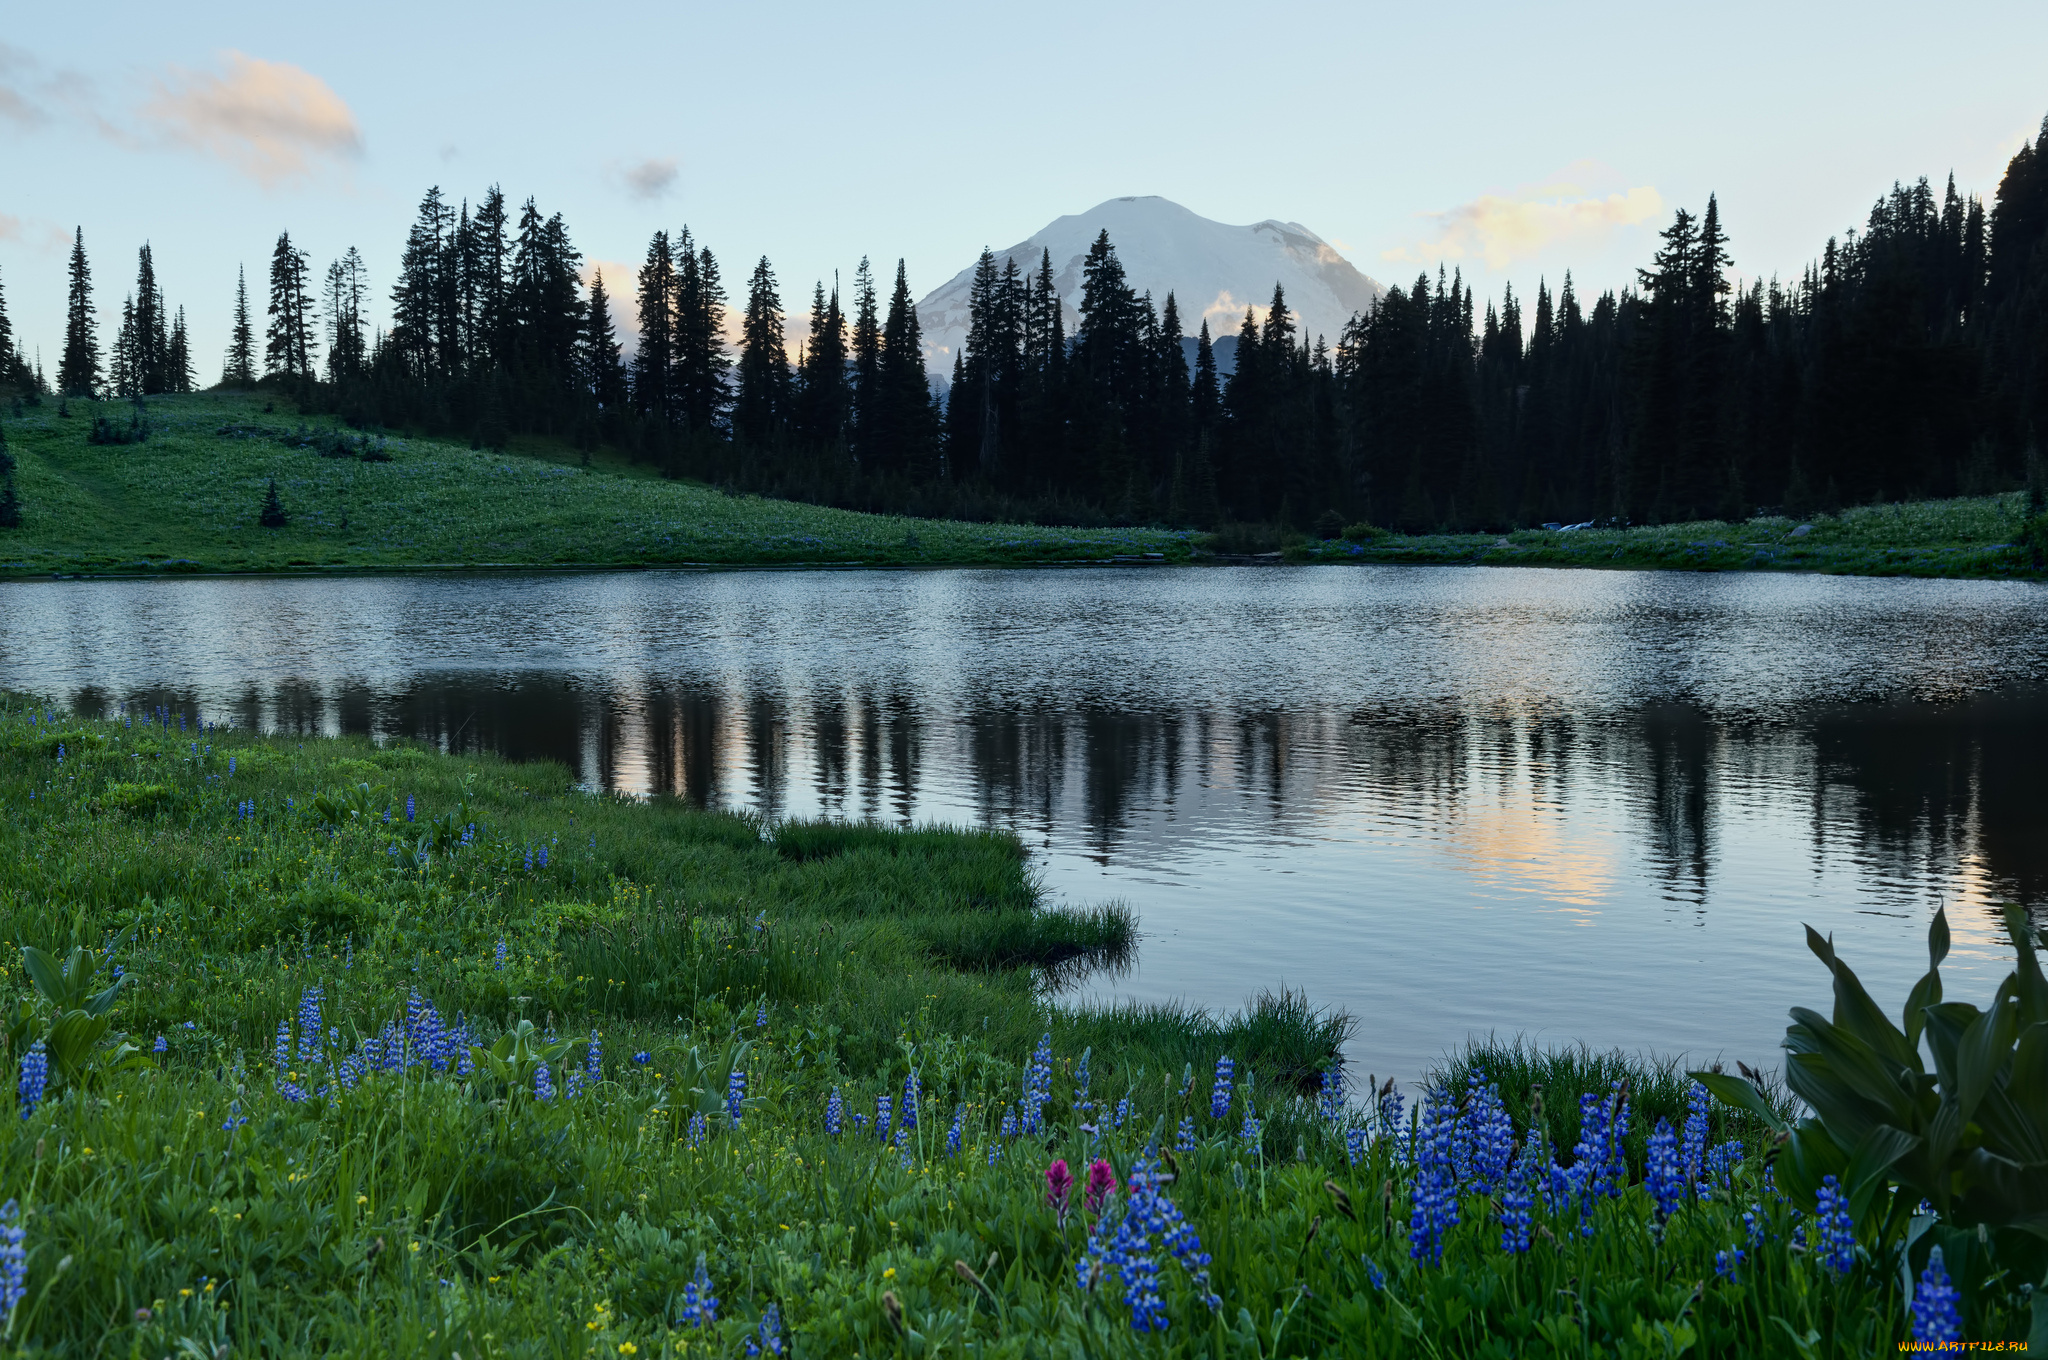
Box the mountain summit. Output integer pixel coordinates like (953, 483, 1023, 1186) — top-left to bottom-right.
(916, 196, 1384, 375)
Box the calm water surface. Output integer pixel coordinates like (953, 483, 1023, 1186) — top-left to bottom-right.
(7, 564, 2048, 1082)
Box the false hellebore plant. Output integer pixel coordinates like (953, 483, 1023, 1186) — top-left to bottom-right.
(1695, 905, 2048, 1307)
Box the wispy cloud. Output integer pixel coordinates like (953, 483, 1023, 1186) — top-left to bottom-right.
(0, 44, 46, 128)
(1386, 162, 1663, 270)
(142, 51, 361, 186)
(0, 211, 76, 253)
(617, 156, 679, 200)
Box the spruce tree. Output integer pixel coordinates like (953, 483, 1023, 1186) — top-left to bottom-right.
(265, 232, 316, 380)
(878, 259, 938, 479)
(166, 307, 193, 394)
(581, 269, 628, 413)
(133, 243, 167, 394)
(0, 469, 19, 529)
(674, 237, 730, 437)
(796, 279, 849, 451)
(59, 228, 100, 398)
(111, 295, 137, 398)
(733, 255, 790, 452)
(0, 264, 13, 383)
(849, 257, 881, 464)
(223, 265, 257, 387)
(631, 231, 676, 421)
(259, 477, 288, 527)
(324, 248, 369, 383)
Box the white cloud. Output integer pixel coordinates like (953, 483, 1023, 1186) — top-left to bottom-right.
(143, 51, 361, 186)
(1386, 163, 1664, 270)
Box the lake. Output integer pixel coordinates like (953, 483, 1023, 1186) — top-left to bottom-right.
(7, 563, 2046, 1083)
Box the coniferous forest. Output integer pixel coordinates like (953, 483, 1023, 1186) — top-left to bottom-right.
(2, 114, 2045, 533)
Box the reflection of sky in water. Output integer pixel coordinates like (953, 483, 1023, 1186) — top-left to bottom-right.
(5, 564, 2047, 1082)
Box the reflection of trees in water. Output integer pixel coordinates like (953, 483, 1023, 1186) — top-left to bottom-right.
(133, 670, 2048, 913)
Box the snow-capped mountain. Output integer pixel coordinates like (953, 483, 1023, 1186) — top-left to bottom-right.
(917, 196, 1384, 377)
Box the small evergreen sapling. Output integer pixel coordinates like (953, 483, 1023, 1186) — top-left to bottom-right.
(0, 470, 20, 529)
(259, 477, 289, 528)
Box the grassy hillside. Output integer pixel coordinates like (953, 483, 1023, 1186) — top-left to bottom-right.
(4, 698, 1999, 1356)
(1293, 496, 2048, 578)
(0, 393, 1193, 577)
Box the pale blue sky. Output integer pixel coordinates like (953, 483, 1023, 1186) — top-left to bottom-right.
(3, 0, 2043, 372)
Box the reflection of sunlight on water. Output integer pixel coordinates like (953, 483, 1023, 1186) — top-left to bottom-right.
(6, 564, 2048, 1080)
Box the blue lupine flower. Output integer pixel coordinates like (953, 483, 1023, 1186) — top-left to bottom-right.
(1715, 1247, 1745, 1278)
(226, 755, 233, 774)
(1912, 1246, 1962, 1342)
(534, 1063, 554, 1101)
(1465, 1073, 1515, 1193)
(1701, 1140, 1744, 1199)
(1680, 1080, 1712, 1189)
(0, 1200, 23, 1316)
(1500, 1127, 1544, 1253)
(1345, 1126, 1367, 1165)
(1240, 1105, 1262, 1152)
(297, 987, 324, 1064)
(536, 845, 548, 868)
(688, 1112, 707, 1147)
(1210, 1055, 1234, 1120)
(16, 1041, 47, 1119)
(221, 1098, 247, 1131)
(901, 1070, 920, 1130)
(727, 1069, 748, 1125)
(874, 1094, 892, 1143)
(825, 1087, 844, 1135)
(273, 1019, 293, 1073)
(1408, 1084, 1459, 1265)
(633, 1050, 651, 1065)
(154, 1033, 168, 1054)
(1176, 1116, 1196, 1151)
(404, 794, 414, 821)
(1646, 1117, 1685, 1222)
(1000, 1106, 1018, 1139)
(988, 1141, 1003, 1166)
(756, 1000, 767, 1027)
(1363, 1256, 1385, 1290)
(522, 846, 533, 871)
(1318, 1065, 1345, 1124)
(1076, 1154, 1219, 1330)
(1074, 1046, 1093, 1115)
(676, 1256, 719, 1327)
(494, 939, 507, 970)
(1021, 1034, 1053, 1135)
(756, 1303, 784, 1356)
(1813, 1174, 1856, 1273)
(947, 1105, 964, 1156)
(1114, 1097, 1128, 1130)
(585, 1029, 602, 1086)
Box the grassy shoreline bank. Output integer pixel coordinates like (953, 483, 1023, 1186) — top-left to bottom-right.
(2, 699, 2039, 1352)
(3, 393, 2043, 582)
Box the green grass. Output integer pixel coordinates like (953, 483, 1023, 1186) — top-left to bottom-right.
(0, 392, 1194, 577)
(0, 697, 2035, 1353)
(1296, 498, 2048, 578)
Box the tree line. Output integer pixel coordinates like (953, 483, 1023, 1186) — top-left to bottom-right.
(3, 111, 2044, 530)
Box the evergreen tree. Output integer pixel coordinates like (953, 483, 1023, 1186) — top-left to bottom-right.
(59, 228, 100, 397)
(631, 232, 677, 421)
(796, 279, 849, 451)
(848, 257, 882, 465)
(390, 188, 454, 382)
(470, 186, 511, 371)
(223, 265, 257, 387)
(0, 469, 19, 529)
(132, 243, 168, 394)
(259, 477, 288, 528)
(166, 306, 193, 393)
(733, 255, 790, 453)
(111, 294, 137, 398)
(581, 268, 628, 412)
(265, 232, 316, 380)
(877, 259, 938, 477)
(674, 233, 730, 437)
(324, 247, 370, 384)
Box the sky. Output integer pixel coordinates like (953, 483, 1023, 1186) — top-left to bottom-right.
(3, 0, 2045, 375)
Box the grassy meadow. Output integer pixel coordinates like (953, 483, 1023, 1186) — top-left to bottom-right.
(1, 697, 2038, 1354)
(0, 393, 1193, 577)
(3, 391, 2044, 581)
(1295, 495, 2048, 578)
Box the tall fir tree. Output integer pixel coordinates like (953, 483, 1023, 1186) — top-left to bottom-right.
(877, 259, 938, 478)
(59, 227, 100, 397)
(733, 255, 790, 453)
(265, 231, 316, 380)
(166, 306, 193, 394)
(132, 243, 168, 395)
(848, 257, 882, 465)
(796, 279, 849, 451)
(581, 268, 628, 412)
(324, 247, 370, 384)
(631, 231, 677, 421)
(223, 265, 257, 386)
